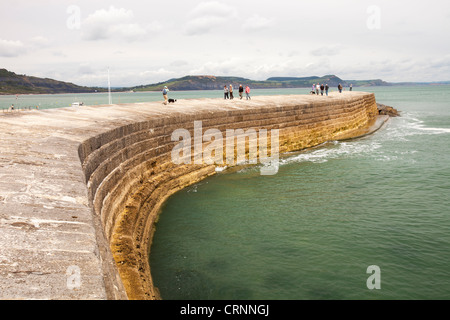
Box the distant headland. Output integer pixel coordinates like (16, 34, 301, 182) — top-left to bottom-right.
(0, 68, 108, 95)
(1, 68, 449, 95)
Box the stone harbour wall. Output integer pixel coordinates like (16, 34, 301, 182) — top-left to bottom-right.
(0, 92, 379, 299)
(78, 92, 378, 299)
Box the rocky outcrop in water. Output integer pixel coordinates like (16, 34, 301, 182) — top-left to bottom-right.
(377, 103, 400, 117)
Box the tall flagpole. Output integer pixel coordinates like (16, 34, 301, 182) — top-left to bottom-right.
(108, 67, 112, 105)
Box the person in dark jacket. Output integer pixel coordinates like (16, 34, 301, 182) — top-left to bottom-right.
(238, 84, 244, 99)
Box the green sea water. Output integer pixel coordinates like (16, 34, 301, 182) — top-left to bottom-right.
(149, 85, 450, 300)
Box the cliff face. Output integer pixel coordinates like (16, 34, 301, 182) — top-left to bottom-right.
(77, 92, 379, 299)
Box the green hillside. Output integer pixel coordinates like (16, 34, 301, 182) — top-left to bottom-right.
(132, 75, 336, 91)
(131, 74, 390, 92)
(0, 68, 107, 95)
(132, 75, 273, 91)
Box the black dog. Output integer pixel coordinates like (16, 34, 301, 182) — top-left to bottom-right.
(168, 98, 177, 103)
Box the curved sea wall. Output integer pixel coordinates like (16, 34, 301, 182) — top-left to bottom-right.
(0, 92, 379, 299)
(77, 92, 379, 299)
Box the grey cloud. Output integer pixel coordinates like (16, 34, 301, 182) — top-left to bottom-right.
(242, 15, 274, 31)
(0, 39, 27, 57)
(81, 6, 151, 42)
(52, 51, 67, 58)
(184, 1, 237, 35)
(170, 60, 189, 67)
(429, 56, 450, 69)
(78, 64, 95, 75)
(310, 46, 342, 57)
(184, 16, 228, 35)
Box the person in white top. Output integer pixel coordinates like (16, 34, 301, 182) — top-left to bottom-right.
(224, 86, 229, 99)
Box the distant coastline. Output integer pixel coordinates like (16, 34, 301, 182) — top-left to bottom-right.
(1, 68, 449, 95)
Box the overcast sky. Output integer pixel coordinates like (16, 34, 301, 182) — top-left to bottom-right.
(1, 0, 449, 87)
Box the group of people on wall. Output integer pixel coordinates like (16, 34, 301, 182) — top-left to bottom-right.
(311, 83, 353, 96)
(223, 84, 251, 100)
(162, 84, 251, 104)
(162, 82, 354, 104)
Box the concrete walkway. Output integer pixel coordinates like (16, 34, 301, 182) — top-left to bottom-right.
(0, 108, 111, 299)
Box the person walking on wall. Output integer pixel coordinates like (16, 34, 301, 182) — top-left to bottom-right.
(229, 84, 234, 99)
(325, 84, 329, 96)
(349, 84, 353, 91)
(162, 86, 169, 105)
(224, 85, 229, 99)
(338, 83, 343, 93)
(245, 85, 251, 100)
(316, 83, 320, 95)
(239, 84, 244, 99)
(311, 84, 316, 94)
(320, 84, 324, 96)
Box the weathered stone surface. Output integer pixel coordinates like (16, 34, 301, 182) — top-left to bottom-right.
(0, 92, 382, 299)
